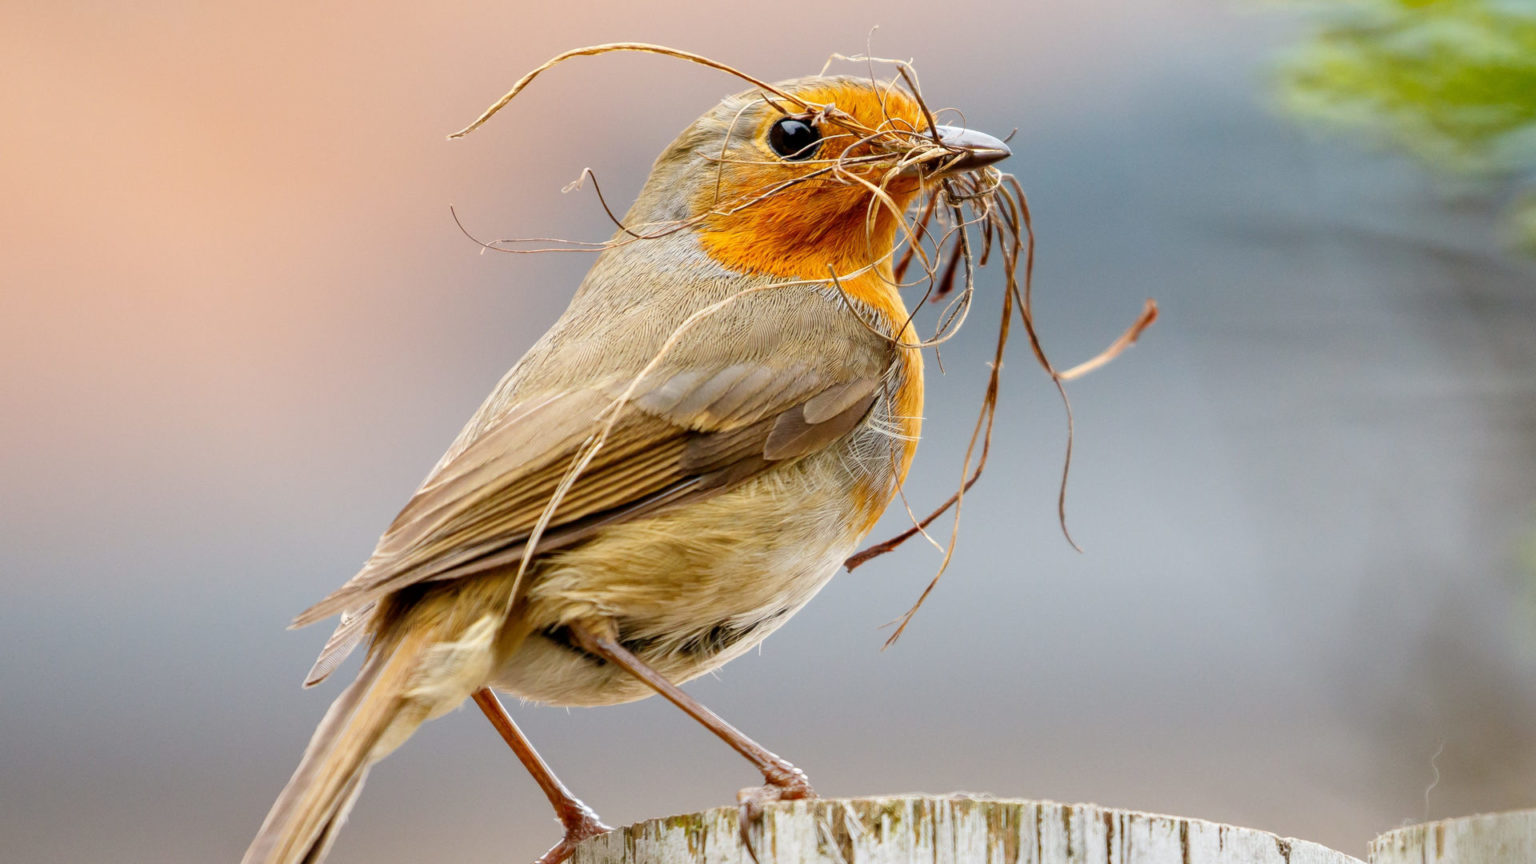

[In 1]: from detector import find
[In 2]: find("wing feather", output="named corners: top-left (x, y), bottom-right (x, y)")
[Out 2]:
top-left (292, 368), bottom-right (884, 636)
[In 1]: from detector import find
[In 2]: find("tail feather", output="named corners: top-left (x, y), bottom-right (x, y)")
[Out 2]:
top-left (243, 628), bottom-right (436, 864)
top-left (297, 769), bottom-right (367, 864)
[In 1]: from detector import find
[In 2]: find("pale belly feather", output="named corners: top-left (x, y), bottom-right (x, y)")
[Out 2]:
top-left (488, 428), bottom-right (899, 707)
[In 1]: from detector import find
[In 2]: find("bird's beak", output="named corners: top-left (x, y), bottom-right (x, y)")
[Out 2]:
top-left (929, 125), bottom-right (1011, 176)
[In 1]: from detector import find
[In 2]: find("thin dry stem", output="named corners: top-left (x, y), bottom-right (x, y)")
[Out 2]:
top-left (450, 43), bottom-right (810, 140)
top-left (1058, 299), bottom-right (1160, 381)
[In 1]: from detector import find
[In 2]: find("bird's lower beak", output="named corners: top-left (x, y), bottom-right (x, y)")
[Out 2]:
top-left (929, 125), bottom-right (1011, 176)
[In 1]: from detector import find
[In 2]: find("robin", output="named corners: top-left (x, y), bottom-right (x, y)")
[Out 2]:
top-left (243, 67), bottom-right (1010, 864)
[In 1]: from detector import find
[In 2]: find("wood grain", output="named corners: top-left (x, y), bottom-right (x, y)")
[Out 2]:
top-left (570, 795), bottom-right (1361, 864)
top-left (1370, 810), bottom-right (1536, 864)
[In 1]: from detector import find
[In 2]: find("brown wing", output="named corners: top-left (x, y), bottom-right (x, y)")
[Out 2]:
top-left (292, 364), bottom-right (882, 631)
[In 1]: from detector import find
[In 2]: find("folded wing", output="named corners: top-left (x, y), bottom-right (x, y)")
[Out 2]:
top-left (295, 360), bottom-right (885, 682)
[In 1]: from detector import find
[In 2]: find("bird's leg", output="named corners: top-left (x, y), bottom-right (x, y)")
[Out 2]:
top-left (472, 688), bottom-right (610, 864)
top-left (567, 622), bottom-right (815, 860)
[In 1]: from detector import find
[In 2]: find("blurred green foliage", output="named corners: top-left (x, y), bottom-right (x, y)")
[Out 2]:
top-left (1277, 0), bottom-right (1536, 251)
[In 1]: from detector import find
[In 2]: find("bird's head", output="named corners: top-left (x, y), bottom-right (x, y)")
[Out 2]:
top-left (626, 76), bottom-right (1011, 280)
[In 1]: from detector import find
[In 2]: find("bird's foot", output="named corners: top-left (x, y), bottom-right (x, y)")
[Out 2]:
top-left (736, 763), bottom-right (816, 864)
top-left (534, 800), bottom-right (611, 864)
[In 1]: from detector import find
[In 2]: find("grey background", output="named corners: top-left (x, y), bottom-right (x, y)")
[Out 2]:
top-left (3, 1), bottom-right (1534, 862)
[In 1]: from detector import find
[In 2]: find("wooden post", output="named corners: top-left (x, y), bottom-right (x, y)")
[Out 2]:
top-left (570, 795), bottom-right (1361, 864)
top-left (1370, 810), bottom-right (1536, 864)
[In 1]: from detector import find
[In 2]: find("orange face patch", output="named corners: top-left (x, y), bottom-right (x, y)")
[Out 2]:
top-left (692, 81), bottom-right (932, 283)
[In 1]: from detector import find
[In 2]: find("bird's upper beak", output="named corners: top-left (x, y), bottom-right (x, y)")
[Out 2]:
top-left (928, 125), bottom-right (1011, 176)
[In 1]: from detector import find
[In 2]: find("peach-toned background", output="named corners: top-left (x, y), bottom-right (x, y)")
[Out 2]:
top-left (4, 2), bottom-right (1535, 862)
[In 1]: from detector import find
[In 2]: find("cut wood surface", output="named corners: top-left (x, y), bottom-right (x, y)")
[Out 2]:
top-left (570, 795), bottom-right (1361, 864)
top-left (1370, 809), bottom-right (1536, 864)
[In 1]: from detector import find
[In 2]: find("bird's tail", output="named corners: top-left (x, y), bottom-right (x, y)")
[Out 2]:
top-left (243, 610), bottom-right (501, 864)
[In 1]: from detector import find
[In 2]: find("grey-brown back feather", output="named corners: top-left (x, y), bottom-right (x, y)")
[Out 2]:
top-left (303, 604), bottom-right (374, 688)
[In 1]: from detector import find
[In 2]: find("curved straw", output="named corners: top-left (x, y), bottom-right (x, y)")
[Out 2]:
top-left (449, 42), bottom-right (812, 139)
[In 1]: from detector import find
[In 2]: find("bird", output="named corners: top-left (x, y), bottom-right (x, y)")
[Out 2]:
top-left (243, 70), bottom-right (1011, 864)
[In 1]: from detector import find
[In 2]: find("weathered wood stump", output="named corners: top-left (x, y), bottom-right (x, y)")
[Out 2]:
top-left (570, 795), bottom-right (1360, 864)
top-left (1370, 809), bottom-right (1536, 864)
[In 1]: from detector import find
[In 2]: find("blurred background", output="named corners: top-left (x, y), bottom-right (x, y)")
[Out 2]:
top-left (3, 0), bottom-right (1534, 861)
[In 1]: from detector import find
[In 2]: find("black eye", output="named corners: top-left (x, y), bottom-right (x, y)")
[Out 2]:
top-left (767, 118), bottom-right (821, 161)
